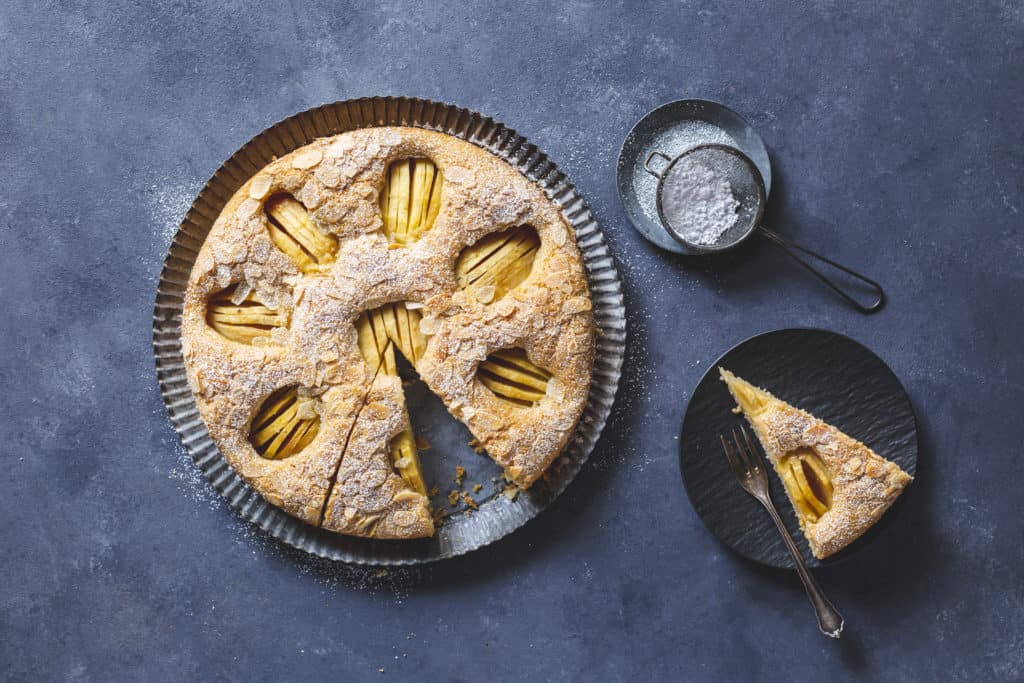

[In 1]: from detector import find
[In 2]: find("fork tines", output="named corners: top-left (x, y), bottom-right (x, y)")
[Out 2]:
top-left (720, 425), bottom-right (767, 493)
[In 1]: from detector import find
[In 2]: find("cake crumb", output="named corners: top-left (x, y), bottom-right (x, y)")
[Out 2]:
top-left (462, 493), bottom-right (478, 510)
top-left (502, 485), bottom-right (519, 501)
top-left (447, 490), bottom-right (460, 506)
top-left (454, 466), bottom-right (466, 485)
top-left (429, 485), bottom-right (439, 497)
top-left (472, 483), bottom-right (483, 493)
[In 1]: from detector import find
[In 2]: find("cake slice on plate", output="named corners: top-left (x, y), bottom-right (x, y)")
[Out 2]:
top-left (719, 368), bottom-right (912, 559)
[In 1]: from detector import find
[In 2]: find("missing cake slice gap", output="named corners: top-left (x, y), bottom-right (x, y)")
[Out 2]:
top-left (719, 367), bottom-right (912, 559)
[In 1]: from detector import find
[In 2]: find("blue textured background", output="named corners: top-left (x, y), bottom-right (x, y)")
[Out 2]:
top-left (2, 1), bottom-right (1022, 680)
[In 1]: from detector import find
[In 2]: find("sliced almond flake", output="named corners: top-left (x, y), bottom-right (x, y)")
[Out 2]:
top-left (404, 301), bottom-right (424, 310)
top-left (269, 326), bottom-right (289, 345)
top-left (292, 148), bottom-right (323, 170)
top-left (495, 300), bottom-right (516, 317)
top-left (215, 265), bottom-right (233, 288)
top-left (552, 228), bottom-right (568, 246)
top-left (236, 198), bottom-right (261, 218)
top-left (294, 398), bottom-right (318, 420)
top-left (392, 510), bottom-right (417, 527)
top-left (475, 283), bottom-right (497, 304)
top-left (419, 316), bottom-right (440, 336)
top-left (565, 296), bottom-right (592, 314)
top-left (248, 176), bottom-right (273, 200)
top-left (364, 468), bottom-right (388, 488)
top-left (392, 490), bottom-right (422, 503)
top-left (502, 485), bottom-right (519, 501)
top-left (229, 278), bottom-right (253, 305)
top-left (315, 164), bottom-right (344, 190)
top-left (546, 376), bottom-right (566, 402)
top-left (354, 182), bottom-right (376, 199)
top-left (326, 137), bottom-right (356, 158)
top-left (474, 410), bottom-right (502, 431)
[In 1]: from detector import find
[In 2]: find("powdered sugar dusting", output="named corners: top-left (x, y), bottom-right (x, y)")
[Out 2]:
top-left (660, 157), bottom-right (739, 246)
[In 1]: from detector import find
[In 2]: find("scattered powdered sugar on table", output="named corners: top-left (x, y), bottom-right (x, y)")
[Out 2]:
top-left (660, 156), bottom-right (739, 246)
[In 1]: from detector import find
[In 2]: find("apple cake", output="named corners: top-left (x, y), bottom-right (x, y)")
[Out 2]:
top-left (720, 368), bottom-right (912, 559)
top-left (180, 127), bottom-right (595, 540)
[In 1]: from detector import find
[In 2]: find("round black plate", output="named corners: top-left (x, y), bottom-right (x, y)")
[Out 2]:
top-left (679, 328), bottom-right (917, 569)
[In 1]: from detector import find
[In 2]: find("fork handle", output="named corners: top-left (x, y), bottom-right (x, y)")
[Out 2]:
top-left (758, 498), bottom-right (845, 638)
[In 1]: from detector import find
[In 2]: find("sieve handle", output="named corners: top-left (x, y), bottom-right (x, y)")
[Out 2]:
top-left (644, 151), bottom-right (673, 179)
top-left (758, 227), bottom-right (885, 313)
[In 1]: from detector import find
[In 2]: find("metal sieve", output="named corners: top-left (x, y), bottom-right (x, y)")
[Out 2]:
top-left (644, 143), bottom-right (885, 313)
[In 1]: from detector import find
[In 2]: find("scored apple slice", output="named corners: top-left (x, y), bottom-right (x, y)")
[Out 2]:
top-left (249, 386), bottom-right (320, 460)
top-left (381, 158), bottom-right (443, 244)
top-left (206, 284), bottom-right (289, 344)
top-left (264, 194), bottom-right (338, 272)
top-left (477, 348), bottom-right (551, 407)
top-left (389, 428), bottom-right (427, 496)
top-left (456, 225), bottom-right (540, 302)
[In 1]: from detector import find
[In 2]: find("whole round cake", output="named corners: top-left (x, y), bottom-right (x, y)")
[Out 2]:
top-left (181, 127), bottom-right (595, 540)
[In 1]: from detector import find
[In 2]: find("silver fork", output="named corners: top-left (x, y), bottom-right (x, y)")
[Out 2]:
top-left (721, 426), bottom-right (845, 638)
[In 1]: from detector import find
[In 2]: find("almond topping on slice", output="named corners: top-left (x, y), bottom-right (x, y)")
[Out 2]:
top-left (249, 176), bottom-right (273, 200)
top-left (292, 149), bottom-right (324, 170)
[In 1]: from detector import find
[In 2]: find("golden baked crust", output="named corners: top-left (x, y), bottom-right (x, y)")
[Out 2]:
top-left (180, 127), bottom-right (595, 539)
top-left (720, 368), bottom-right (912, 559)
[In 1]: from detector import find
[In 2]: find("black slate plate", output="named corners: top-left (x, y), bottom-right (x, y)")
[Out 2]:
top-left (679, 328), bottom-right (917, 569)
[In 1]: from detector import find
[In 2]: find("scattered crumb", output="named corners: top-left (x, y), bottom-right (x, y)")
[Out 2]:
top-left (415, 435), bottom-right (431, 450)
top-left (472, 483), bottom-right (482, 494)
top-left (462, 493), bottom-right (478, 510)
top-left (502, 485), bottom-right (519, 501)
top-left (429, 485), bottom-right (439, 497)
top-left (454, 466), bottom-right (466, 485)
top-left (447, 490), bottom-right (460, 506)
top-left (374, 568), bottom-right (389, 578)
